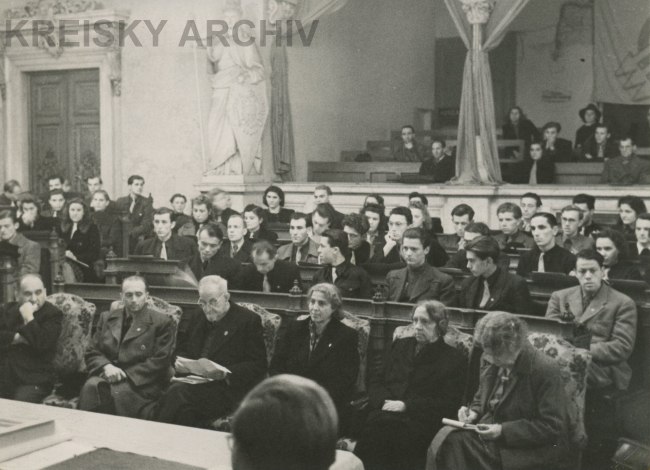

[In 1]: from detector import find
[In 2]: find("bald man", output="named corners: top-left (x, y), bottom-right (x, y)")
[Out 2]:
top-left (0, 275), bottom-right (63, 403)
top-left (79, 276), bottom-right (176, 419)
top-left (157, 276), bottom-right (267, 427)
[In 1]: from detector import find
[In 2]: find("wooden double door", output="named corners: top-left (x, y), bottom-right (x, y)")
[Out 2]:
top-left (29, 68), bottom-right (100, 194)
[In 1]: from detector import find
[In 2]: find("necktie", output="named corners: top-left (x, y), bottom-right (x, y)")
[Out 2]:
top-left (332, 268), bottom-right (338, 283)
top-left (350, 251), bottom-right (356, 265)
top-left (295, 246), bottom-right (302, 264)
top-left (529, 161), bottom-right (538, 184)
top-left (537, 252), bottom-right (545, 272)
top-left (263, 274), bottom-right (271, 293)
top-left (479, 279), bottom-right (491, 308)
top-left (563, 238), bottom-right (572, 251)
top-left (202, 258), bottom-right (209, 271)
top-left (160, 241), bottom-right (168, 260)
top-left (129, 197), bottom-right (136, 214)
top-left (70, 222), bottom-right (78, 239)
top-left (488, 368), bottom-right (510, 411)
top-left (231, 243), bottom-right (239, 258)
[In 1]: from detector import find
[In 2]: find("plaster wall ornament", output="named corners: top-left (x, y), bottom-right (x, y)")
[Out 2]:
top-left (459, 0), bottom-right (494, 25)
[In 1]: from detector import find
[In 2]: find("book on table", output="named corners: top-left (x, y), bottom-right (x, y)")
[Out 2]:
top-left (0, 418), bottom-right (71, 463)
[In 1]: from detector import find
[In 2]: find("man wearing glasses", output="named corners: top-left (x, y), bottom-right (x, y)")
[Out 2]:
top-left (157, 276), bottom-right (267, 427)
top-left (79, 276), bottom-right (176, 419)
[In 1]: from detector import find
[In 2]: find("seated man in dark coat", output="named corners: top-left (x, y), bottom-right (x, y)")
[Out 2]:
top-left (90, 190), bottom-right (123, 257)
top-left (386, 228), bottom-right (456, 305)
top-left (79, 276), bottom-right (176, 418)
top-left (355, 301), bottom-right (466, 470)
top-left (541, 121), bottom-right (573, 163)
top-left (580, 124), bottom-right (617, 161)
top-left (235, 240), bottom-right (302, 293)
top-left (114, 175), bottom-right (154, 252)
top-left (219, 213), bottom-right (253, 263)
top-left (276, 212), bottom-right (320, 264)
top-left (419, 139), bottom-right (456, 183)
top-left (517, 213), bottom-right (576, 278)
top-left (600, 136), bottom-right (650, 185)
top-left (313, 229), bottom-right (372, 299)
top-left (158, 275), bottom-right (267, 427)
top-left (17, 197), bottom-right (57, 232)
top-left (270, 283), bottom-right (359, 433)
top-left (0, 274), bottom-right (63, 403)
top-left (188, 223), bottom-right (241, 284)
top-left (1, 208), bottom-right (41, 276)
top-left (431, 312), bottom-right (571, 470)
top-left (460, 237), bottom-right (532, 314)
top-left (135, 207), bottom-right (197, 266)
top-left (342, 213), bottom-right (371, 266)
top-left (493, 203), bottom-right (535, 252)
top-left (573, 193), bottom-right (602, 237)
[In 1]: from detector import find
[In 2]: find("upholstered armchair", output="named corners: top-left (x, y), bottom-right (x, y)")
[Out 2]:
top-left (341, 311), bottom-right (371, 394)
top-left (392, 324), bottom-right (474, 358)
top-left (42, 293), bottom-right (96, 408)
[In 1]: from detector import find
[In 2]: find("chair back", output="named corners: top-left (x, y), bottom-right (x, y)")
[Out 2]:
top-left (528, 332), bottom-right (592, 449)
top-left (46, 293), bottom-right (96, 375)
top-left (341, 311), bottom-right (370, 393)
top-left (393, 324), bottom-right (474, 358)
top-left (238, 302), bottom-right (282, 366)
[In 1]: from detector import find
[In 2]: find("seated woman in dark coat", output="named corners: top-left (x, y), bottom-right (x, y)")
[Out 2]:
top-left (261, 185), bottom-right (294, 224)
top-left (516, 141), bottom-right (555, 184)
top-left (354, 301), bottom-right (466, 470)
top-left (244, 204), bottom-right (278, 243)
top-left (361, 203), bottom-right (386, 259)
top-left (60, 198), bottom-right (101, 282)
top-left (594, 229), bottom-right (643, 281)
top-left (270, 283), bottom-right (359, 433)
top-left (90, 190), bottom-right (122, 258)
top-left (502, 106), bottom-right (540, 159)
top-left (615, 195), bottom-right (647, 241)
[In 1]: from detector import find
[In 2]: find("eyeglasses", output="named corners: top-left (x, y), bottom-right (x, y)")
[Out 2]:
top-left (197, 293), bottom-right (226, 309)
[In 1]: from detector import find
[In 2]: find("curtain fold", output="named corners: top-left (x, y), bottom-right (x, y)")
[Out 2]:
top-left (270, 0), bottom-right (348, 181)
top-left (444, 0), bottom-right (531, 184)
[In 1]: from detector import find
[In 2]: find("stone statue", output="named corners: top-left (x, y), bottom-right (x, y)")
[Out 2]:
top-left (205, 2), bottom-right (268, 176)
top-left (459, 0), bottom-right (494, 24)
top-left (268, 0), bottom-right (299, 23)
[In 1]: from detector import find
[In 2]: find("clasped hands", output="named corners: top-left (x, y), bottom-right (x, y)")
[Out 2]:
top-left (458, 406), bottom-right (502, 440)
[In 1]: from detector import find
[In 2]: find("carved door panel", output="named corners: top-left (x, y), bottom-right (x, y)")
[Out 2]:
top-left (29, 69), bottom-right (100, 194)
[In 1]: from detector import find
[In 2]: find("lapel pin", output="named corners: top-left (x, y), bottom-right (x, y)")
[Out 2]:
top-left (137, 328), bottom-right (141, 332)
top-left (224, 331), bottom-right (229, 336)
top-left (328, 343), bottom-right (332, 348)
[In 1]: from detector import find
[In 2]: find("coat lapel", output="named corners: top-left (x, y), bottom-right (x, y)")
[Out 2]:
top-left (391, 269), bottom-right (408, 299)
top-left (308, 320), bottom-right (337, 366)
top-left (567, 287), bottom-right (584, 321)
top-left (206, 306), bottom-right (242, 356)
top-left (409, 269), bottom-right (432, 301)
top-left (467, 277), bottom-right (480, 308)
top-left (106, 309), bottom-right (124, 343)
top-left (485, 269), bottom-right (507, 309)
top-left (577, 284), bottom-right (609, 325)
top-left (122, 307), bottom-right (154, 343)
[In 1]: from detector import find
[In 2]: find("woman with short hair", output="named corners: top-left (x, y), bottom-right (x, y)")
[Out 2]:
top-left (433, 311), bottom-right (571, 470)
top-left (354, 300), bottom-right (466, 470)
top-left (616, 195), bottom-right (647, 240)
top-left (594, 229), bottom-right (643, 281)
top-left (60, 198), bottom-right (101, 282)
top-left (262, 185), bottom-right (294, 224)
top-left (243, 204), bottom-right (278, 243)
top-left (270, 283), bottom-right (359, 433)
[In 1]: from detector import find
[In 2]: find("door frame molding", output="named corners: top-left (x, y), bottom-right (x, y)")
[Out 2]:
top-left (0, 9), bottom-right (130, 197)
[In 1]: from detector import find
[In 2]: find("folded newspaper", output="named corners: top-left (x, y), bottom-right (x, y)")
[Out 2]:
top-left (171, 357), bottom-right (231, 384)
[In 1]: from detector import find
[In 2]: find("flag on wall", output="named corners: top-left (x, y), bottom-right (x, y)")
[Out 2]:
top-left (594, 0), bottom-right (650, 105)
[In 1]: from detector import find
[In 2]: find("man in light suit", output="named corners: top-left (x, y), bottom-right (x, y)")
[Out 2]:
top-left (386, 228), bottom-right (455, 305)
top-left (79, 276), bottom-right (176, 419)
top-left (277, 212), bottom-right (320, 264)
top-left (0, 208), bottom-right (41, 276)
top-left (546, 249), bottom-right (637, 467)
top-left (546, 249), bottom-right (637, 392)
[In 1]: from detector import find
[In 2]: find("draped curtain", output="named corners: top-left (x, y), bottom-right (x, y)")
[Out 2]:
top-left (271, 0), bottom-right (348, 181)
top-left (444, 0), bottom-right (531, 184)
